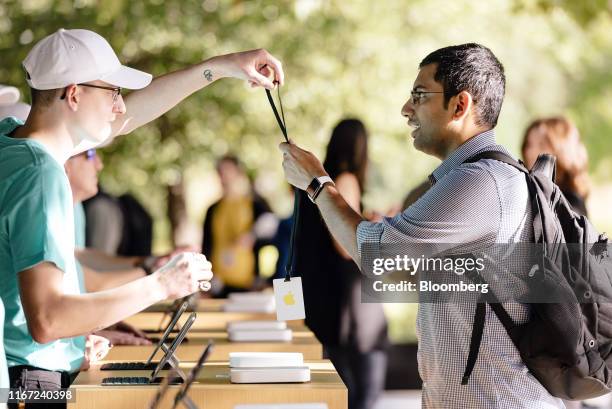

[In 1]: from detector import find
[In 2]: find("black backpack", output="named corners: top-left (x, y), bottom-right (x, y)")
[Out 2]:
top-left (460, 150), bottom-right (611, 400)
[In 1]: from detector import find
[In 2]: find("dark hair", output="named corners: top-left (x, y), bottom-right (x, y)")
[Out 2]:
top-left (30, 88), bottom-right (61, 108)
top-left (323, 118), bottom-right (368, 192)
top-left (419, 43), bottom-right (505, 128)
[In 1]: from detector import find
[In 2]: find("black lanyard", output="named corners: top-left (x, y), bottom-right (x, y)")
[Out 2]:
top-left (265, 86), bottom-right (299, 282)
top-left (265, 87), bottom-right (288, 143)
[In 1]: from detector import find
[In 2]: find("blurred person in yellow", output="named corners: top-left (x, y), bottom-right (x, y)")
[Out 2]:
top-left (202, 155), bottom-right (278, 295)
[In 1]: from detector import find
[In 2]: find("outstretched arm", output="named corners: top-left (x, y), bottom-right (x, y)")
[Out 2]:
top-left (20, 253), bottom-right (212, 344)
top-left (110, 49), bottom-right (284, 137)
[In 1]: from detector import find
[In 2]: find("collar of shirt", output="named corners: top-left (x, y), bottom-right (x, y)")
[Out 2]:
top-left (428, 129), bottom-right (499, 185)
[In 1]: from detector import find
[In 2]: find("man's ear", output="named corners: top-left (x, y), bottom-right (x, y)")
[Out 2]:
top-left (65, 84), bottom-right (80, 112)
top-left (452, 90), bottom-right (472, 121)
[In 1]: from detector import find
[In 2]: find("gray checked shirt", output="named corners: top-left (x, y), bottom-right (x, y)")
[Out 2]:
top-left (357, 130), bottom-right (565, 408)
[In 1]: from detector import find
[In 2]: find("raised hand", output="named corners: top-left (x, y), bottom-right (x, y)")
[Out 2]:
top-left (279, 142), bottom-right (329, 190)
top-left (153, 252), bottom-right (213, 300)
top-left (214, 48), bottom-right (284, 89)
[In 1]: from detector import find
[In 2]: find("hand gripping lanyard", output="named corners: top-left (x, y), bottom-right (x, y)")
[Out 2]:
top-left (265, 85), bottom-right (299, 282)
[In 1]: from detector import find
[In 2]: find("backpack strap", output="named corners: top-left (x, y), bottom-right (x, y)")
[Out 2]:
top-left (462, 267), bottom-right (518, 386)
top-left (459, 151), bottom-right (532, 386)
top-left (463, 150), bottom-right (529, 173)
top-left (462, 301), bottom-right (517, 385)
top-left (462, 302), bottom-right (486, 385)
top-left (464, 150), bottom-right (546, 244)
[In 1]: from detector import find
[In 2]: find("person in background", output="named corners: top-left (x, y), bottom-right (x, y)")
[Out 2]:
top-left (0, 85), bottom-right (30, 121)
top-left (82, 189), bottom-right (126, 254)
top-left (65, 148), bottom-right (153, 346)
top-left (0, 85), bottom-right (20, 107)
top-left (202, 155), bottom-right (278, 296)
top-left (83, 188), bottom-right (154, 257)
top-left (522, 116), bottom-right (591, 216)
top-left (294, 119), bottom-right (388, 409)
top-left (523, 118), bottom-right (594, 409)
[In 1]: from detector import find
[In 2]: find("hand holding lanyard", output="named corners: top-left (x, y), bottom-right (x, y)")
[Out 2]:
top-left (265, 81), bottom-right (307, 321)
top-left (265, 84), bottom-right (299, 282)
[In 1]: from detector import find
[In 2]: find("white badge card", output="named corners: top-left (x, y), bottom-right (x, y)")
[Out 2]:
top-left (273, 277), bottom-right (306, 321)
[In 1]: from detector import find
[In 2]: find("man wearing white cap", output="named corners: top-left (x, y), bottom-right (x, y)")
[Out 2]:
top-left (0, 85), bottom-right (30, 121)
top-left (0, 85), bottom-right (29, 409)
top-left (0, 28), bottom-right (282, 406)
top-left (0, 85), bottom-right (20, 105)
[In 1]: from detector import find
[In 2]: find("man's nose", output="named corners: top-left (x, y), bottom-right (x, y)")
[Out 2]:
top-left (401, 100), bottom-right (415, 118)
top-left (113, 95), bottom-right (126, 115)
top-left (94, 155), bottom-right (104, 171)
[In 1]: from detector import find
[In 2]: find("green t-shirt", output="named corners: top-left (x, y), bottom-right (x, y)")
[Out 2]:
top-left (0, 299), bottom-right (9, 389)
top-left (74, 202), bottom-right (86, 250)
top-left (74, 202), bottom-right (87, 293)
top-left (0, 117), bottom-right (85, 372)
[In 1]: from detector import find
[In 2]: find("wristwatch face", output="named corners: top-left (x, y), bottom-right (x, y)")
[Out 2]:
top-left (306, 177), bottom-right (321, 200)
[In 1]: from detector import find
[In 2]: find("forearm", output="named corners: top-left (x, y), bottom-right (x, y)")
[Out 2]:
top-left (316, 185), bottom-right (365, 266)
top-left (32, 274), bottom-right (165, 342)
top-left (113, 56), bottom-right (226, 137)
top-left (83, 265), bottom-right (146, 292)
top-left (76, 248), bottom-right (141, 271)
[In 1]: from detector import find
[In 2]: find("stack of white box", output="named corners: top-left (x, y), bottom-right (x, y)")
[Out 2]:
top-left (227, 320), bottom-right (293, 342)
top-left (223, 292), bottom-right (276, 313)
top-left (229, 352), bottom-right (310, 384)
top-left (234, 405), bottom-right (328, 409)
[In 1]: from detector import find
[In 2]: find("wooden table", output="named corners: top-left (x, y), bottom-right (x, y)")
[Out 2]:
top-left (104, 329), bottom-right (322, 361)
top-left (68, 360), bottom-right (347, 409)
top-left (125, 310), bottom-right (304, 331)
top-left (145, 298), bottom-right (227, 313)
top-left (125, 311), bottom-right (275, 331)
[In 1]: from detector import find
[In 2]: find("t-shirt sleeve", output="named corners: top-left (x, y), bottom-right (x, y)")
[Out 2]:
top-left (8, 161), bottom-right (73, 275)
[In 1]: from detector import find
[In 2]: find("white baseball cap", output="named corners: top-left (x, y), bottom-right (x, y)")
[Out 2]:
top-left (0, 85), bottom-right (20, 105)
top-left (0, 102), bottom-right (31, 122)
top-left (23, 28), bottom-right (152, 90)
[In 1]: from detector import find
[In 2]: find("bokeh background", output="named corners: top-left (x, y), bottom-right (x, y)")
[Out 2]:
top-left (1, 0), bottom-right (611, 344)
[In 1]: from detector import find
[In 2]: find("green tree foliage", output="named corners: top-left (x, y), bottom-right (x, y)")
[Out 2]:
top-left (1, 0), bottom-right (611, 253)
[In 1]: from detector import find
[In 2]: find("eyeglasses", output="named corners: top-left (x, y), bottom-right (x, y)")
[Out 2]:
top-left (60, 83), bottom-right (122, 104)
top-left (84, 149), bottom-right (96, 161)
top-left (410, 90), bottom-right (444, 105)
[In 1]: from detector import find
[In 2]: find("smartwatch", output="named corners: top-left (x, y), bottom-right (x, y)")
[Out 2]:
top-left (306, 176), bottom-right (335, 203)
top-left (135, 255), bottom-right (157, 276)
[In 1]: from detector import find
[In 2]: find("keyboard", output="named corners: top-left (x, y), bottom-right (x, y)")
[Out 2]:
top-left (101, 376), bottom-right (183, 385)
top-left (102, 376), bottom-right (150, 385)
top-left (100, 362), bottom-right (171, 371)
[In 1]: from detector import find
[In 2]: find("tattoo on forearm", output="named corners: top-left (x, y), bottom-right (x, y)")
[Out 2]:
top-left (203, 69), bottom-right (213, 82)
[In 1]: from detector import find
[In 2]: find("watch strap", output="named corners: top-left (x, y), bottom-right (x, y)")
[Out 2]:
top-left (307, 176), bottom-right (334, 203)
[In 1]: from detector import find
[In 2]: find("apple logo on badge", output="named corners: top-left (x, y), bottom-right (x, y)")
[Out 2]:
top-left (283, 291), bottom-right (295, 306)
